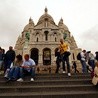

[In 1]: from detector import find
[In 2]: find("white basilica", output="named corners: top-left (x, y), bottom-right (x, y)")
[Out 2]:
top-left (15, 8), bottom-right (81, 66)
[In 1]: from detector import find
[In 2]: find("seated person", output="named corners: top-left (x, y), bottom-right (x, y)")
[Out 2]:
top-left (17, 54), bottom-right (36, 82)
top-left (7, 54), bottom-right (23, 81)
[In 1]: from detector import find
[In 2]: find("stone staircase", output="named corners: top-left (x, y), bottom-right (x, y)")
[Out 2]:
top-left (0, 73), bottom-right (98, 98)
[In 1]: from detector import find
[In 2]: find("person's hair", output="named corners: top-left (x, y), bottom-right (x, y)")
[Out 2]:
top-left (87, 51), bottom-right (91, 53)
top-left (60, 39), bottom-right (64, 42)
top-left (9, 46), bottom-right (13, 50)
top-left (95, 51), bottom-right (98, 54)
top-left (16, 54), bottom-right (22, 61)
top-left (0, 48), bottom-right (5, 53)
top-left (55, 48), bottom-right (59, 52)
top-left (24, 54), bottom-right (29, 58)
top-left (83, 50), bottom-right (86, 53)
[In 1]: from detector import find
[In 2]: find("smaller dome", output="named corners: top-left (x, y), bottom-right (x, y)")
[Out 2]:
top-left (24, 18), bottom-right (34, 31)
top-left (29, 17), bottom-right (34, 25)
top-left (58, 18), bottom-right (69, 31)
top-left (24, 24), bottom-right (30, 31)
top-left (62, 24), bottom-right (69, 31)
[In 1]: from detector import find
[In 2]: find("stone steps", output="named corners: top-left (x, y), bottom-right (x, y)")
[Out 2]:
top-left (0, 91), bottom-right (98, 98)
top-left (0, 76), bottom-right (91, 81)
top-left (0, 74), bottom-right (92, 86)
top-left (0, 73), bottom-right (98, 98)
top-left (0, 79), bottom-right (91, 86)
top-left (0, 85), bottom-right (97, 93)
top-left (0, 73), bottom-right (91, 81)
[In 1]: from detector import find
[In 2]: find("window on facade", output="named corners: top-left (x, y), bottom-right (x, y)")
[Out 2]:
top-left (55, 37), bottom-right (57, 42)
top-left (36, 37), bottom-right (38, 42)
top-left (36, 32), bottom-right (39, 35)
top-left (54, 32), bottom-right (57, 34)
top-left (73, 53), bottom-right (75, 60)
top-left (44, 31), bottom-right (49, 41)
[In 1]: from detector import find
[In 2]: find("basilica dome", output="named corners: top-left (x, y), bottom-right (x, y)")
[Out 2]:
top-left (37, 8), bottom-right (55, 25)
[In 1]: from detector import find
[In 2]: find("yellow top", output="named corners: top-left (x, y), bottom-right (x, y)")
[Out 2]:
top-left (60, 42), bottom-right (68, 54)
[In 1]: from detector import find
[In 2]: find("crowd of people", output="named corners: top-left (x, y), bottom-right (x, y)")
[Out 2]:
top-left (0, 46), bottom-right (36, 82)
top-left (54, 39), bottom-right (98, 86)
top-left (0, 39), bottom-right (98, 86)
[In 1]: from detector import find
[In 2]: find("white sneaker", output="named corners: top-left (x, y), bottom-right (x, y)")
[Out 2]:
top-left (4, 74), bottom-right (8, 78)
top-left (17, 78), bottom-right (23, 82)
top-left (63, 71), bottom-right (66, 73)
top-left (31, 78), bottom-right (34, 82)
top-left (68, 73), bottom-right (71, 77)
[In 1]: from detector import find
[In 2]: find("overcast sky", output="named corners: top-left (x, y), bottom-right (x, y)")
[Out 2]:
top-left (0, 0), bottom-right (98, 53)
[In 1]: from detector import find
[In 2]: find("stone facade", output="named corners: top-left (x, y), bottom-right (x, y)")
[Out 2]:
top-left (15, 8), bottom-right (81, 66)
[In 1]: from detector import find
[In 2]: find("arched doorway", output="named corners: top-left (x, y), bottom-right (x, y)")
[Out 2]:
top-left (43, 48), bottom-right (51, 65)
top-left (30, 48), bottom-right (39, 65)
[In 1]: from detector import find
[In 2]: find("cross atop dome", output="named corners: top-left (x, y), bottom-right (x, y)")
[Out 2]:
top-left (29, 17), bottom-right (34, 25)
top-left (45, 7), bottom-right (48, 14)
top-left (60, 17), bottom-right (63, 23)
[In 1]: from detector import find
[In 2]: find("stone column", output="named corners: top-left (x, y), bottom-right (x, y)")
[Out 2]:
top-left (51, 46), bottom-right (56, 66)
top-left (38, 49), bottom-right (43, 66)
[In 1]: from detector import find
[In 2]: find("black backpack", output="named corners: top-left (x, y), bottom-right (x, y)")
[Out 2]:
top-left (77, 53), bottom-right (81, 60)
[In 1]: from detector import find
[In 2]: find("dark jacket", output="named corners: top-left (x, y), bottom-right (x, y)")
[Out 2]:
top-left (55, 51), bottom-right (61, 61)
top-left (0, 52), bottom-right (3, 60)
top-left (5, 50), bottom-right (15, 61)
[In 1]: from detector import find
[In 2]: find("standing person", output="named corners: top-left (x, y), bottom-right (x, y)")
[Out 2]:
top-left (80, 50), bottom-right (87, 73)
top-left (87, 51), bottom-right (95, 71)
top-left (72, 61), bottom-right (79, 73)
top-left (17, 54), bottom-right (36, 82)
top-left (55, 47), bottom-right (61, 73)
top-left (59, 39), bottom-right (71, 76)
top-left (4, 46), bottom-right (16, 74)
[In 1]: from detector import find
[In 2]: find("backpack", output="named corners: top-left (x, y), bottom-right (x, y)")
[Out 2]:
top-left (77, 53), bottom-right (81, 60)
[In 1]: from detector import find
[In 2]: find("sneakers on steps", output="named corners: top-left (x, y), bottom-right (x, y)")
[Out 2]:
top-left (62, 71), bottom-right (66, 73)
top-left (17, 78), bottom-right (23, 82)
top-left (31, 78), bottom-right (34, 82)
top-left (68, 73), bottom-right (71, 77)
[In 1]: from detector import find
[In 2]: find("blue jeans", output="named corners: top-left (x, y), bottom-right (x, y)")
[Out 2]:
top-left (55, 59), bottom-right (61, 73)
top-left (4, 60), bottom-right (12, 73)
top-left (89, 60), bottom-right (95, 71)
top-left (61, 54), bottom-right (70, 73)
top-left (19, 67), bottom-right (35, 78)
top-left (80, 60), bottom-right (87, 73)
top-left (8, 66), bottom-right (20, 79)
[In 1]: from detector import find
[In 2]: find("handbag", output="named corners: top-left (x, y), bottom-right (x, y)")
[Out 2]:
top-left (92, 76), bottom-right (98, 85)
top-left (64, 51), bottom-right (71, 57)
top-left (63, 51), bottom-right (71, 60)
